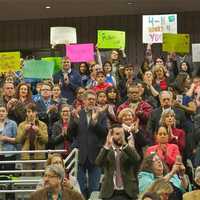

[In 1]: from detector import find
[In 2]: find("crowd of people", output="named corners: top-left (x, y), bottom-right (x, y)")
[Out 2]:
top-left (0, 44), bottom-right (200, 200)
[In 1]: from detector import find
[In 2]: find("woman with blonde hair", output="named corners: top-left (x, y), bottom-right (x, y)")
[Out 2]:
top-left (140, 178), bottom-right (173, 200)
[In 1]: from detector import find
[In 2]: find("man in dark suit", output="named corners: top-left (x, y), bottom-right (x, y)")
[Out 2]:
top-left (147, 90), bottom-right (188, 138)
top-left (67, 90), bottom-right (107, 199)
top-left (53, 57), bottom-right (82, 104)
top-left (95, 124), bottom-right (140, 200)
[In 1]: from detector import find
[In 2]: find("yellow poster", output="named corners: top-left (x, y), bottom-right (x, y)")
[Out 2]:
top-left (162, 33), bottom-right (190, 53)
top-left (0, 52), bottom-right (21, 72)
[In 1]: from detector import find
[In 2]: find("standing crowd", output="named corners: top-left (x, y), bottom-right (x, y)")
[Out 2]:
top-left (0, 44), bottom-right (200, 200)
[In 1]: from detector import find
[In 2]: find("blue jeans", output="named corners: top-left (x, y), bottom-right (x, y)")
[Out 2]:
top-left (77, 159), bottom-right (101, 198)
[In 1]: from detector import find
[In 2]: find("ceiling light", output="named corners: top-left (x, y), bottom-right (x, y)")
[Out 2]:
top-left (45, 5), bottom-right (51, 9)
top-left (127, 2), bottom-right (135, 5)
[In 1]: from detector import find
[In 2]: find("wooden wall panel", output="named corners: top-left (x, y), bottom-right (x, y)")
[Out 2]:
top-left (0, 12), bottom-right (200, 64)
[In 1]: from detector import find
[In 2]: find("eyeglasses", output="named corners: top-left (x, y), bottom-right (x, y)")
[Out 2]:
top-left (41, 88), bottom-right (51, 91)
top-left (43, 174), bottom-right (58, 178)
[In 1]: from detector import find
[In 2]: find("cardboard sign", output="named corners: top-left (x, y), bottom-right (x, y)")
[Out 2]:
top-left (162, 33), bottom-right (190, 53)
top-left (192, 44), bottom-right (200, 62)
top-left (97, 30), bottom-right (125, 49)
top-left (66, 43), bottom-right (94, 62)
top-left (50, 27), bottom-right (77, 46)
top-left (143, 14), bottom-right (177, 43)
top-left (23, 60), bottom-right (54, 79)
top-left (0, 52), bottom-right (20, 72)
top-left (42, 57), bottom-right (62, 73)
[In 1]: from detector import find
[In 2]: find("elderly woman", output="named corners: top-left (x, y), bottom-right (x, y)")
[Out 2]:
top-left (159, 109), bottom-right (185, 154)
top-left (138, 154), bottom-right (190, 200)
top-left (31, 164), bottom-right (84, 200)
top-left (117, 108), bottom-right (148, 159)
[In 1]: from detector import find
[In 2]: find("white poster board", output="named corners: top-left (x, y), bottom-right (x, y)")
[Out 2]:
top-left (192, 44), bottom-right (200, 62)
top-left (50, 27), bottom-right (77, 46)
top-left (143, 14), bottom-right (177, 44)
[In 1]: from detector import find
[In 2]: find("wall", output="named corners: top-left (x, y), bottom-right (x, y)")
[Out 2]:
top-left (0, 12), bottom-right (200, 65)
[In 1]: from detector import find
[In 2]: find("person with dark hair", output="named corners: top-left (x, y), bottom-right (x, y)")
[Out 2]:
top-left (118, 64), bottom-right (138, 100)
top-left (67, 89), bottom-right (107, 199)
top-left (0, 104), bottom-right (17, 172)
top-left (72, 87), bottom-right (86, 111)
top-left (145, 126), bottom-right (180, 168)
top-left (15, 82), bottom-right (32, 105)
top-left (51, 104), bottom-right (71, 156)
top-left (16, 102), bottom-right (48, 175)
top-left (79, 62), bottom-right (90, 87)
top-left (103, 61), bottom-right (116, 86)
top-left (53, 57), bottom-right (82, 104)
top-left (92, 71), bottom-right (112, 92)
top-left (96, 123), bottom-right (140, 200)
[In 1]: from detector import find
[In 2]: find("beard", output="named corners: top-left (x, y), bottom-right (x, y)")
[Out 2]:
top-left (113, 138), bottom-right (123, 147)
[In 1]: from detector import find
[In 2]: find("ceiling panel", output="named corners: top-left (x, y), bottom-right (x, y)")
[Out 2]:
top-left (0, 0), bottom-right (199, 21)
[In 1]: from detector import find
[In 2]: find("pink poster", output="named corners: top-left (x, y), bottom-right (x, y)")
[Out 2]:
top-left (66, 43), bottom-right (94, 62)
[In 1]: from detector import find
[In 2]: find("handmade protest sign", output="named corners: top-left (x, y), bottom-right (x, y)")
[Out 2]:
top-left (66, 43), bottom-right (94, 62)
top-left (0, 52), bottom-right (20, 72)
top-left (50, 27), bottom-right (77, 46)
top-left (97, 30), bottom-right (125, 49)
top-left (42, 57), bottom-right (62, 73)
top-left (143, 14), bottom-right (177, 43)
top-left (162, 33), bottom-right (190, 53)
top-left (192, 44), bottom-right (200, 62)
top-left (23, 60), bottom-right (54, 79)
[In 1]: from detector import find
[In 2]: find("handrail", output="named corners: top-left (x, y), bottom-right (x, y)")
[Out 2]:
top-left (0, 160), bottom-right (46, 164)
top-left (0, 170), bottom-right (44, 174)
top-left (0, 190), bottom-right (36, 193)
top-left (0, 149), bottom-right (66, 154)
top-left (0, 180), bottom-right (41, 184)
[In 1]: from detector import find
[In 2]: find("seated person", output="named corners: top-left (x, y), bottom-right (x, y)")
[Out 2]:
top-left (138, 154), bottom-right (190, 200)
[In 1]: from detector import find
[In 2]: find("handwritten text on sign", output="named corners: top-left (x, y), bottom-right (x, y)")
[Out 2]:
top-left (97, 30), bottom-right (125, 49)
top-left (0, 52), bottom-right (20, 72)
top-left (66, 43), bottom-right (94, 62)
top-left (143, 14), bottom-right (177, 44)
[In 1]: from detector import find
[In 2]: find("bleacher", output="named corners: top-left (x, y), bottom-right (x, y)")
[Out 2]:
top-left (0, 148), bottom-right (79, 200)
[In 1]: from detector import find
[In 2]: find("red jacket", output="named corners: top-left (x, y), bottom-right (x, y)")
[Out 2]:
top-left (169, 127), bottom-right (186, 154)
top-left (117, 100), bottom-right (153, 125)
top-left (92, 82), bottom-right (112, 92)
top-left (146, 143), bottom-right (180, 168)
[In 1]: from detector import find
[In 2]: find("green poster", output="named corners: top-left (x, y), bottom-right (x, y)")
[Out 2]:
top-left (162, 33), bottom-right (190, 53)
top-left (97, 30), bottom-right (125, 49)
top-left (23, 60), bottom-right (55, 79)
top-left (42, 57), bottom-right (62, 73)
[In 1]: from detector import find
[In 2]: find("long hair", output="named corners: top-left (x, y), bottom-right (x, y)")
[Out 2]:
top-left (16, 82), bottom-right (32, 102)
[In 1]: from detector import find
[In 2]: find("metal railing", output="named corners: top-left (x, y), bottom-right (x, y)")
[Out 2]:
top-left (0, 148), bottom-right (79, 199)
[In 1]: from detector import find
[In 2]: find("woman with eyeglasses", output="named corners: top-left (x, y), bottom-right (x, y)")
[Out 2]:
top-left (138, 154), bottom-right (190, 200)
